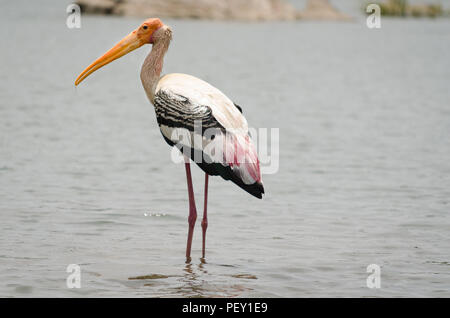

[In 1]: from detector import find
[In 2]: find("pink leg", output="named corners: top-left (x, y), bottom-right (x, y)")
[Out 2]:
top-left (201, 173), bottom-right (209, 259)
top-left (184, 157), bottom-right (197, 263)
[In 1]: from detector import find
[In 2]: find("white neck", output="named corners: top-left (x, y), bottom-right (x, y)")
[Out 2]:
top-left (140, 28), bottom-right (171, 104)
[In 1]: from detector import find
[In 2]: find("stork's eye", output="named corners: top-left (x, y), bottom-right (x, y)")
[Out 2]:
top-left (143, 25), bottom-right (148, 30)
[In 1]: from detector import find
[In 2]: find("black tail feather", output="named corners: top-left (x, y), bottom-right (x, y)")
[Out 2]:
top-left (198, 160), bottom-right (264, 199)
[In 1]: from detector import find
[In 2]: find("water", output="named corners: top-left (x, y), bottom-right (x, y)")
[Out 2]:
top-left (0, 1), bottom-right (449, 297)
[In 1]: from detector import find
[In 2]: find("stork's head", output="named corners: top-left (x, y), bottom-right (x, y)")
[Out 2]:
top-left (75, 18), bottom-right (166, 86)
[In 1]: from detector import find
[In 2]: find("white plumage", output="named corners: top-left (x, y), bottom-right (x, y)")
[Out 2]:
top-left (156, 73), bottom-right (248, 133)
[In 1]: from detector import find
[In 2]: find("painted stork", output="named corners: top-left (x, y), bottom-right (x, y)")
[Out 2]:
top-left (75, 18), bottom-right (264, 262)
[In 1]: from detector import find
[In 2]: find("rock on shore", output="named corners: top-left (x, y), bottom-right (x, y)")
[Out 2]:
top-left (297, 0), bottom-right (352, 21)
top-left (76, 0), bottom-right (297, 21)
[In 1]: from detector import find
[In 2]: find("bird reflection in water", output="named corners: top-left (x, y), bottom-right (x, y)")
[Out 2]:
top-left (128, 261), bottom-right (254, 297)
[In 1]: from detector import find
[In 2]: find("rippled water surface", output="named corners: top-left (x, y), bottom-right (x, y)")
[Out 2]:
top-left (1, 1), bottom-right (449, 297)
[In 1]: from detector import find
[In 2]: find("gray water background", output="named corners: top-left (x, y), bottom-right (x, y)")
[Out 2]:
top-left (0, 0), bottom-right (449, 297)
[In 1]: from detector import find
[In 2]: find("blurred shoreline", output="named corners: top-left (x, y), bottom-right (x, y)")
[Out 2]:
top-left (76, 0), bottom-right (352, 21)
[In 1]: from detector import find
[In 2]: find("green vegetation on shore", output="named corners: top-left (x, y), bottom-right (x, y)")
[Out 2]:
top-left (368, 0), bottom-right (445, 18)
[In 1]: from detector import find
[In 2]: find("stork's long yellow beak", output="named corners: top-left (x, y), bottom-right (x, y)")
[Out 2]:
top-left (75, 30), bottom-right (144, 86)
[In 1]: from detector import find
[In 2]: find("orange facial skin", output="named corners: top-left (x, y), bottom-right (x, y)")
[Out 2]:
top-left (75, 18), bottom-right (164, 86)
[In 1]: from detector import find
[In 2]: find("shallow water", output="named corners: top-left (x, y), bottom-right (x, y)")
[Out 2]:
top-left (0, 1), bottom-right (449, 297)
